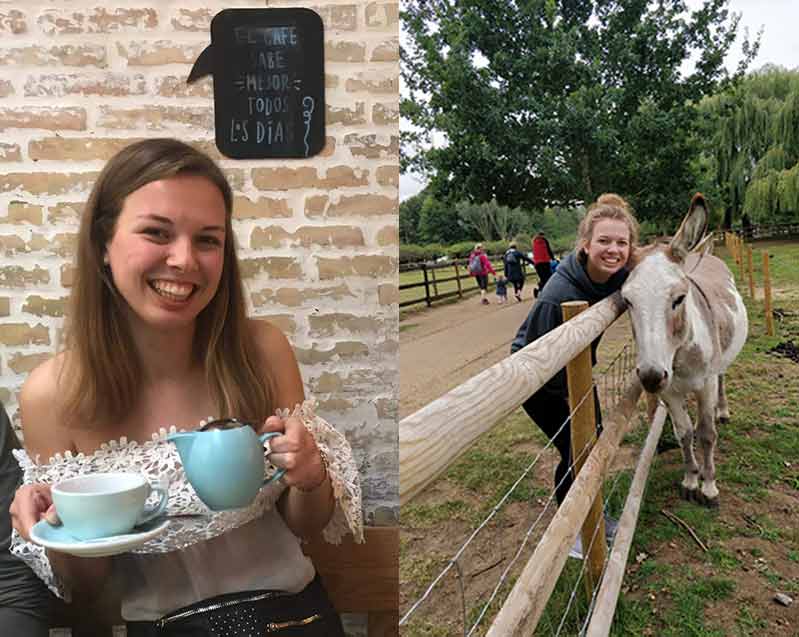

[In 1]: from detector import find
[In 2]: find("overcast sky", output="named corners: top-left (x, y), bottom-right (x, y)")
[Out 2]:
top-left (399, 0), bottom-right (799, 201)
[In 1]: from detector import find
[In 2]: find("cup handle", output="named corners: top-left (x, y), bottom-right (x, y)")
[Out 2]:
top-left (137, 481), bottom-right (169, 525)
top-left (258, 432), bottom-right (286, 486)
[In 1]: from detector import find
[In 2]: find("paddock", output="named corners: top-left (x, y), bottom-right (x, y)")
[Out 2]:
top-left (399, 238), bottom-right (799, 636)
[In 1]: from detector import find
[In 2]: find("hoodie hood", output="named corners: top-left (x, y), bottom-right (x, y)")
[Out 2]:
top-left (540, 251), bottom-right (628, 305)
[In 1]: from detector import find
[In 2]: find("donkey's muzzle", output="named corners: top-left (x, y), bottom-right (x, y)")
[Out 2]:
top-left (637, 366), bottom-right (668, 393)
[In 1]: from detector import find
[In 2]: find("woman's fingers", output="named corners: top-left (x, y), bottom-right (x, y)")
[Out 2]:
top-left (10, 483), bottom-right (52, 541)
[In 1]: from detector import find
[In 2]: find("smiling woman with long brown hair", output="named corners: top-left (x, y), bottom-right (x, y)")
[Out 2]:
top-left (9, 138), bottom-right (363, 636)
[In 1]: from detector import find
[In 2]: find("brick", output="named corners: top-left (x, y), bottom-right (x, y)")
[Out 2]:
top-left (97, 106), bottom-right (213, 130)
top-left (60, 264), bottom-right (74, 287)
top-left (344, 134), bottom-right (398, 159)
top-left (251, 283), bottom-right (354, 308)
top-left (315, 5), bottom-right (357, 30)
top-left (0, 323), bottom-right (49, 346)
top-left (294, 341), bottom-right (369, 365)
top-left (38, 8), bottom-right (157, 34)
top-left (366, 3), bottom-right (399, 28)
top-left (373, 102), bottom-right (399, 126)
top-left (6, 202), bottom-right (42, 224)
top-left (0, 142), bottom-right (20, 161)
top-left (308, 194), bottom-right (397, 218)
top-left (315, 397), bottom-right (354, 412)
top-left (294, 226), bottom-right (365, 248)
top-left (326, 103), bottom-right (366, 126)
top-left (309, 313), bottom-right (384, 337)
top-left (371, 38), bottom-right (399, 62)
top-left (304, 195), bottom-right (328, 217)
top-left (0, 297), bottom-right (9, 316)
top-left (0, 234), bottom-right (25, 255)
top-left (252, 167), bottom-right (318, 191)
top-left (376, 225), bottom-right (398, 246)
top-left (309, 372), bottom-right (344, 393)
top-left (374, 397), bottom-right (397, 419)
top-left (0, 107), bottom-right (86, 131)
top-left (171, 8), bottom-right (211, 31)
top-left (378, 283), bottom-right (398, 305)
top-left (317, 256), bottom-right (396, 280)
top-left (239, 257), bottom-right (301, 280)
top-left (155, 76), bottom-right (213, 98)
top-left (321, 166), bottom-right (369, 188)
top-left (23, 295), bottom-right (67, 317)
top-left (376, 165), bottom-right (399, 187)
top-left (27, 233), bottom-right (77, 258)
top-left (118, 41), bottom-right (206, 66)
top-left (29, 137), bottom-right (148, 162)
top-left (255, 314), bottom-right (296, 335)
top-left (345, 72), bottom-right (398, 94)
top-left (24, 73), bottom-right (146, 98)
top-left (0, 45), bottom-right (106, 67)
top-left (326, 41), bottom-right (366, 63)
top-left (319, 137), bottom-right (336, 157)
top-left (0, 79), bottom-right (13, 97)
top-left (233, 196), bottom-right (292, 220)
top-left (0, 9), bottom-right (26, 33)
top-left (48, 202), bottom-right (83, 224)
top-left (8, 352), bottom-right (51, 374)
top-left (0, 172), bottom-right (98, 196)
top-left (250, 226), bottom-right (291, 249)
top-left (326, 74), bottom-right (339, 89)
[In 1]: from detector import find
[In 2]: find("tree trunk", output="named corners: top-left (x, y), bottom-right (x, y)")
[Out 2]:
top-left (581, 154), bottom-right (593, 204)
top-left (723, 205), bottom-right (733, 229)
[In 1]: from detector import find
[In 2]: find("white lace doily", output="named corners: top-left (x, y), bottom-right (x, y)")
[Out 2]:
top-left (11, 400), bottom-right (364, 598)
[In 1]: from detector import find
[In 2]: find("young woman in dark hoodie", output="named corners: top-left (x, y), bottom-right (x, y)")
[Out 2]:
top-left (510, 194), bottom-right (638, 554)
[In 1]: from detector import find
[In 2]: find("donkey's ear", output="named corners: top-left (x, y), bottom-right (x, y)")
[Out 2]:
top-left (669, 193), bottom-right (709, 262)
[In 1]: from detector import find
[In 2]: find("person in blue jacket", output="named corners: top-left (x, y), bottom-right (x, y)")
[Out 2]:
top-left (510, 194), bottom-right (639, 556)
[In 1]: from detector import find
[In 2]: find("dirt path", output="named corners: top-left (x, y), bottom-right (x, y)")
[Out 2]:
top-left (399, 293), bottom-right (633, 419)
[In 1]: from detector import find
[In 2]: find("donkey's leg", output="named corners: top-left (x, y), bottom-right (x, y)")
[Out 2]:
top-left (716, 373), bottom-right (730, 424)
top-left (662, 394), bottom-right (700, 501)
top-left (696, 377), bottom-right (720, 508)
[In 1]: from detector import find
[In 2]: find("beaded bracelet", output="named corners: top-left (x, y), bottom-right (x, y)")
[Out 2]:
top-left (295, 448), bottom-right (329, 493)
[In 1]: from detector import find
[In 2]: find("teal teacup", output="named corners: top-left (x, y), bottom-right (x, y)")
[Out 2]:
top-left (51, 472), bottom-right (168, 541)
top-left (167, 423), bottom-right (284, 510)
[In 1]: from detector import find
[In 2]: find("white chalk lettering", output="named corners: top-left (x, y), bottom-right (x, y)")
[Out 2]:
top-left (243, 73), bottom-right (291, 93)
top-left (237, 26), bottom-right (298, 47)
top-left (247, 96), bottom-right (289, 116)
top-left (229, 119), bottom-right (249, 143)
top-left (256, 120), bottom-right (285, 145)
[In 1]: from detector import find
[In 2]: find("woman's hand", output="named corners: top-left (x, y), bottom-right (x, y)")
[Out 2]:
top-left (10, 483), bottom-right (58, 542)
top-left (261, 415), bottom-right (327, 492)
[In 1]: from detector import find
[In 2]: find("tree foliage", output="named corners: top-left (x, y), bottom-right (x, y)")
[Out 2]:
top-left (401, 0), bottom-right (758, 223)
top-left (699, 66), bottom-right (799, 224)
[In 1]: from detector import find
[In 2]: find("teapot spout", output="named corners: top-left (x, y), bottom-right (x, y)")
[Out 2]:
top-left (166, 432), bottom-right (196, 457)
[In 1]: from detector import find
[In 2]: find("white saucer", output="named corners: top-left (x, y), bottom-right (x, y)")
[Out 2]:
top-left (30, 518), bottom-right (170, 558)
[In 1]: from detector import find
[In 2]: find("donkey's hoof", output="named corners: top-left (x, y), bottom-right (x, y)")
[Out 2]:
top-left (694, 491), bottom-right (720, 509)
top-left (678, 484), bottom-right (698, 502)
top-left (718, 416), bottom-right (730, 424)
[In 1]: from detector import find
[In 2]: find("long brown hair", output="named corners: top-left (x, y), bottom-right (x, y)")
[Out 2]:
top-left (62, 138), bottom-right (273, 427)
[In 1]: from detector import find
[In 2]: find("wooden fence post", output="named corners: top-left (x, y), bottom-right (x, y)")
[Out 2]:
top-left (454, 261), bottom-right (463, 299)
top-left (763, 252), bottom-right (774, 336)
top-left (422, 263), bottom-right (431, 307)
top-left (430, 265), bottom-right (439, 298)
top-left (562, 300), bottom-right (606, 595)
top-left (737, 235), bottom-right (745, 284)
top-left (746, 245), bottom-right (754, 299)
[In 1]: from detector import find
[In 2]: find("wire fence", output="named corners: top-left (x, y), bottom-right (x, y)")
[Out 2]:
top-left (400, 340), bottom-right (641, 636)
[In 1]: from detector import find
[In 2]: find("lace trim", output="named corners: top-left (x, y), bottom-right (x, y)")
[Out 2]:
top-left (10, 399), bottom-right (364, 599)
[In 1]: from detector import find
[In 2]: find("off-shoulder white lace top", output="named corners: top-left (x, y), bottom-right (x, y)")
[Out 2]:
top-left (11, 401), bottom-right (364, 619)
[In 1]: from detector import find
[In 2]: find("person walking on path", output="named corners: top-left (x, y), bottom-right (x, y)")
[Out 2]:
top-left (468, 243), bottom-right (496, 305)
top-left (502, 242), bottom-right (534, 302)
top-left (532, 231), bottom-right (556, 297)
top-left (511, 194), bottom-right (638, 558)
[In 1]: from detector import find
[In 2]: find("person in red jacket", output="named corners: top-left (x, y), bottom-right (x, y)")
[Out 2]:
top-left (531, 231), bottom-right (556, 297)
top-left (467, 243), bottom-right (496, 305)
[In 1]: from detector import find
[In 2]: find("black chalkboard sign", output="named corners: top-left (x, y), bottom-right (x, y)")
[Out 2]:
top-left (188, 8), bottom-right (325, 159)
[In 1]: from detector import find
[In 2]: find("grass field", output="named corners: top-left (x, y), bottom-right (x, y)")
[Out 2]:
top-left (400, 240), bottom-right (799, 636)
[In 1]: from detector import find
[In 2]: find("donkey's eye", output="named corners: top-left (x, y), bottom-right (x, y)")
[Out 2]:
top-left (623, 297), bottom-right (632, 308)
top-left (672, 294), bottom-right (686, 310)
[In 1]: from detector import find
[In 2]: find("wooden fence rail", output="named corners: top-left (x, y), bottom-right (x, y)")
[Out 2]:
top-left (399, 291), bottom-right (626, 504)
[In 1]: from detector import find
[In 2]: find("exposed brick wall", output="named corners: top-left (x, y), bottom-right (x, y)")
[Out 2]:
top-left (0, 1), bottom-right (399, 524)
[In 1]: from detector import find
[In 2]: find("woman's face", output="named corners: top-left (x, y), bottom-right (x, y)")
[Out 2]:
top-left (104, 175), bottom-right (227, 333)
top-left (583, 218), bottom-right (631, 283)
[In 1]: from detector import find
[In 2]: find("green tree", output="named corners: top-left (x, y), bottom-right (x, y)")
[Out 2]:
top-left (417, 195), bottom-right (463, 244)
top-left (401, 0), bottom-right (758, 222)
top-left (699, 66), bottom-right (799, 226)
top-left (399, 192), bottom-right (424, 243)
top-left (456, 199), bottom-right (530, 241)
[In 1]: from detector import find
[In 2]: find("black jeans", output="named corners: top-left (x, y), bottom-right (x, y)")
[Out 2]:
top-left (126, 575), bottom-right (344, 637)
top-left (523, 388), bottom-right (603, 506)
top-left (534, 262), bottom-right (552, 291)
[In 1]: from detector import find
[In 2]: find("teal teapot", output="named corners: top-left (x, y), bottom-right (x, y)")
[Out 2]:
top-left (167, 418), bottom-right (285, 510)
